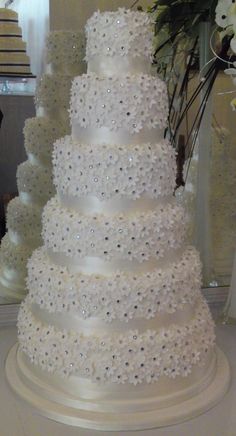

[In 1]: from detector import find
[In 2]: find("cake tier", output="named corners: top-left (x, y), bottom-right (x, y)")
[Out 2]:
top-left (0, 37), bottom-right (26, 51)
top-left (6, 197), bottom-right (43, 246)
top-left (18, 294), bottom-right (215, 384)
top-left (35, 73), bottom-right (73, 118)
top-left (27, 246), bottom-right (201, 322)
top-left (70, 73), bottom-right (168, 141)
top-left (46, 31), bottom-right (86, 75)
top-left (53, 136), bottom-right (176, 201)
top-left (0, 22), bottom-right (21, 36)
top-left (24, 117), bottom-right (69, 165)
top-left (0, 8), bottom-right (18, 21)
top-left (0, 232), bottom-right (35, 299)
top-left (17, 161), bottom-right (55, 206)
top-left (0, 51), bottom-right (30, 74)
top-left (85, 9), bottom-right (153, 75)
top-left (0, 234), bottom-right (34, 273)
top-left (42, 196), bottom-right (188, 263)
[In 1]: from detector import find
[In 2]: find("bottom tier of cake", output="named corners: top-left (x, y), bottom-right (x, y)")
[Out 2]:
top-left (0, 235), bottom-right (34, 303)
top-left (6, 344), bottom-right (230, 430)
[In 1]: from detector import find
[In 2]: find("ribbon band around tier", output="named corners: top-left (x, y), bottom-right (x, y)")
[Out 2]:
top-left (19, 191), bottom-right (47, 208)
top-left (18, 348), bottom-right (215, 409)
top-left (31, 301), bottom-right (197, 335)
top-left (72, 125), bottom-right (164, 146)
top-left (59, 194), bottom-right (172, 215)
top-left (47, 249), bottom-right (183, 275)
top-left (87, 55), bottom-right (152, 76)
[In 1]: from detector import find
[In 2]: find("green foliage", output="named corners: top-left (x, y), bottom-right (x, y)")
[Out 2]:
top-left (148, 0), bottom-right (232, 187)
top-left (150, 0), bottom-right (218, 32)
top-left (150, 0), bottom-right (218, 51)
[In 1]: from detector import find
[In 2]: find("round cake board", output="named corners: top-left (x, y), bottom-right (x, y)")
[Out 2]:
top-left (5, 343), bottom-right (230, 431)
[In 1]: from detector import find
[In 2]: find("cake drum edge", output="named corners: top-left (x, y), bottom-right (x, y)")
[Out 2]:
top-left (5, 343), bottom-right (230, 430)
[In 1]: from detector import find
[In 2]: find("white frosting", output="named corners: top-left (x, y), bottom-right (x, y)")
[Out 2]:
top-left (70, 73), bottom-right (168, 135)
top-left (27, 246), bottom-right (201, 322)
top-left (53, 137), bottom-right (176, 201)
top-left (85, 9), bottom-right (153, 64)
top-left (35, 73), bottom-right (73, 118)
top-left (17, 161), bottom-right (55, 206)
top-left (6, 198), bottom-right (43, 245)
top-left (0, 31), bottom-right (85, 302)
top-left (24, 117), bottom-right (69, 164)
top-left (16, 9), bottom-right (216, 400)
top-left (18, 295), bottom-right (215, 384)
top-left (0, 234), bottom-right (34, 272)
top-left (18, 348), bottom-right (216, 405)
top-left (46, 31), bottom-right (86, 74)
top-left (42, 196), bottom-right (188, 262)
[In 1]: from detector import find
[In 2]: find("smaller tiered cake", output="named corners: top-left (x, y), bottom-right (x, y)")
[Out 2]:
top-left (0, 30), bottom-right (85, 304)
top-left (0, 8), bottom-right (32, 75)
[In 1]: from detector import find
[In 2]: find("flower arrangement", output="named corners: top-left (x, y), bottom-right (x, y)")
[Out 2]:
top-left (149, 0), bottom-right (234, 187)
top-left (216, 0), bottom-right (236, 110)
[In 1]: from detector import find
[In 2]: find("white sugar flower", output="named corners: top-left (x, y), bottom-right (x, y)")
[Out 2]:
top-left (216, 1), bottom-right (231, 27)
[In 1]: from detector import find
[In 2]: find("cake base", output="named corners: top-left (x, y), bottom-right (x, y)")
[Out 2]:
top-left (5, 344), bottom-right (230, 431)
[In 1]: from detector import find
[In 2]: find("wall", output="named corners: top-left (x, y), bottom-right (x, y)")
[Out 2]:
top-left (50, 0), bottom-right (153, 30)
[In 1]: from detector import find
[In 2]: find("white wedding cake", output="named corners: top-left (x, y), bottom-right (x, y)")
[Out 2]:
top-left (0, 30), bottom-right (85, 303)
top-left (6, 9), bottom-right (230, 430)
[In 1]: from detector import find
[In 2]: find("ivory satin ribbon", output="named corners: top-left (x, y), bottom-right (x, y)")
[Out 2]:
top-left (28, 153), bottom-right (49, 167)
top-left (87, 55), bottom-right (152, 76)
top-left (18, 348), bottom-right (216, 410)
top-left (2, 266), bottom-right (25, 285)
top-left (46, 62), bottom-right (86, 76)
top-left (31, 302), bottom-right (196, 335)
top-left (28, 153), bottom-right (40, 166)
top-left (72, 125), bottom-right (164, 146)
top-left (36, 106), bottom-right (68, 121)
top-left (8, 229), bottom-right (40, 247)
top-left (19, 191), bottom-right (45, 207)
top-left (58, 194), bottom-right (171, 215)
top-left (47, 249), bottom-right (183, 275)
top-left (0, 268), bottom-right (25, 293)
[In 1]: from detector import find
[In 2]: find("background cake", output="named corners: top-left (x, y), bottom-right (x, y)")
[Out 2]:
top-left (0, 7), bottom-right (32, 76)
top-left (0, 30), bottom-right (85, 303)
top-left (6, 8), bottom-right (230, 430)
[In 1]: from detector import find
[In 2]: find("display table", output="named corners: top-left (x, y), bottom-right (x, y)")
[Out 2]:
top-left (1, 325), bottom-right (235, 436)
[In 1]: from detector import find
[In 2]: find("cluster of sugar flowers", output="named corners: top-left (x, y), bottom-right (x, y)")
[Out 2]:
top-left (85, 8), bottom-right (153, 61)
top-left (215, 0), bottom-right (236, 51)
top-left (18, 297), bottom-right (215, 384)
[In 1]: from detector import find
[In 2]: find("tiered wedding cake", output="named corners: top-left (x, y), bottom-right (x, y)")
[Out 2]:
top-left (0, 30), bottom-right (85, 303)
top-left (6, 9), bottom-right (230, 430)
top-left (0, 8), bottom-right (32, 75)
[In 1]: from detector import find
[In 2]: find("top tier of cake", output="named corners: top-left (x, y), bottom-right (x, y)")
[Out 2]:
top-left (0, 8), bottom-right (21, 36)
top-left (0, 9), bottom-right (25, 52)
top-left (85, 9), bottom-right (153, 75)
top-left (0, 8), bottom-right (18, 22)
top-left (70, 10), bottom-right (168, 145)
